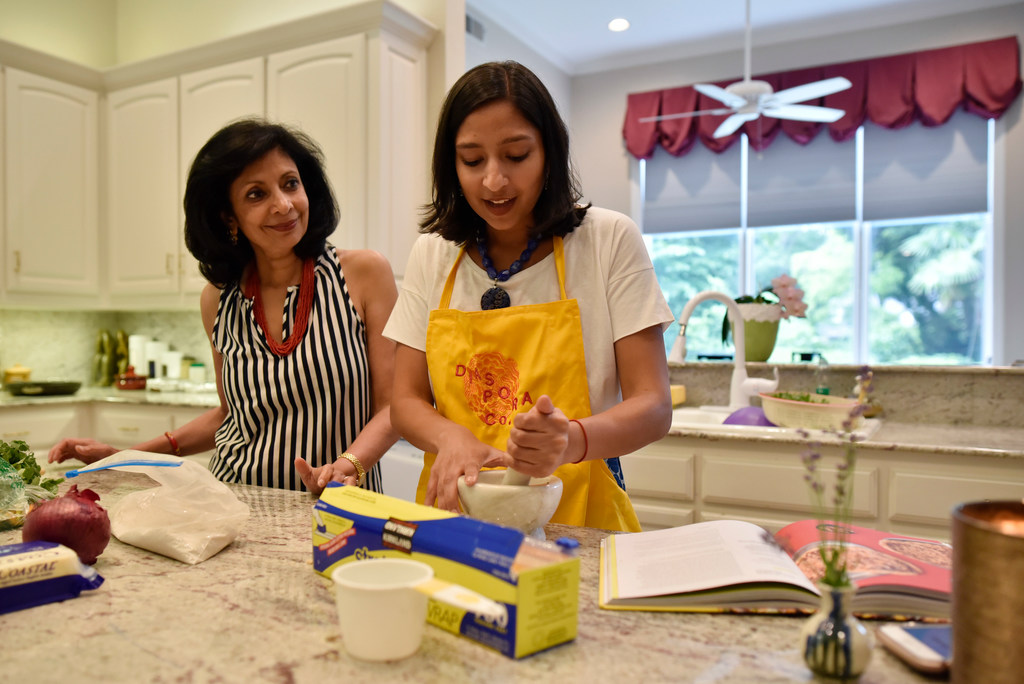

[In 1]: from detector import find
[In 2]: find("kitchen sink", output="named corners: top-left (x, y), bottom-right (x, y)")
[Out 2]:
top-left (671, 406), bottom-right (881, 441)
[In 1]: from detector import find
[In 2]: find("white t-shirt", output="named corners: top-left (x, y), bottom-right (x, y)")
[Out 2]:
top-left (383, 206), bottom-right (674, 414)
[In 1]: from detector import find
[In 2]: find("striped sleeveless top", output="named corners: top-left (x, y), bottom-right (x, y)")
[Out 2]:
top-left (209, 245), bottom-right (383, 492)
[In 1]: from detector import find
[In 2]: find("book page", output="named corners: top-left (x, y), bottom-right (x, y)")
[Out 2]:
top-left (774, 520), bottom-right (952, 599)
top-left (608, 520), bottom-right (818, 600)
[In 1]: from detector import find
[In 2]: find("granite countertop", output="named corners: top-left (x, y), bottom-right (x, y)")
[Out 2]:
top-left (3, 386), bottom-right (1020, 458)
top-left (668, 421), bottom-right (1024, 459)
top-left (0, 472), bottom-right (933, 683)
top-left (0, 385), bottom-right (221, 409)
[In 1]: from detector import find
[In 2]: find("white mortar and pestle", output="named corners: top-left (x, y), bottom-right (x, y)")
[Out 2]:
top-left (457, 467), bottom-right (563, 539)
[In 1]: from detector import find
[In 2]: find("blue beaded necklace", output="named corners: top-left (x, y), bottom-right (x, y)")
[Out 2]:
top-left (475, 231), bottom-right (540, 310)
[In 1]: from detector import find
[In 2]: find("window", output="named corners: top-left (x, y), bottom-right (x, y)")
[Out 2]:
top-left (642, 111), bottom-right (991, 365)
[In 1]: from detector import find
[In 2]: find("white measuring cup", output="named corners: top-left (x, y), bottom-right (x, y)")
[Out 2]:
top-left (331, 557), bottom-right (505, 661)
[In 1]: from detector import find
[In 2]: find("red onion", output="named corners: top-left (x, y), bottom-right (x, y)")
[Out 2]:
top-left (22, 485), bottom-right (111, 564)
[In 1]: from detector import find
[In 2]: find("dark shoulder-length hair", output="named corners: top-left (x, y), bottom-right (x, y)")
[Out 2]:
top-left (421, 61), bottom-right (588, 243)
top-left (183, 117), bottom-right (339, 287)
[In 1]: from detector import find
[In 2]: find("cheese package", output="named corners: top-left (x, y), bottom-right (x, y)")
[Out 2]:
top-left (0, 541), bottom-right (105, 614)
top-left (313, 484), bottom-right (579, 659)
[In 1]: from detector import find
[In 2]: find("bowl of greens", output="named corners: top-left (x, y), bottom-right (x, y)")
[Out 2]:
top-left (759, 392), bottom-right (863, 431)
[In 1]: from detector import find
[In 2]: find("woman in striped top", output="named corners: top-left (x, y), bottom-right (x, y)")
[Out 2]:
top-left (49, 119), bottom-right (399, 495)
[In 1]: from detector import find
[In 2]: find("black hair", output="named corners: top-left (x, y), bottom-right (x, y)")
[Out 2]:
top-left (420, 61), bottom-right (588, 243)
top-left (183, 117), bottom-right (338, 286)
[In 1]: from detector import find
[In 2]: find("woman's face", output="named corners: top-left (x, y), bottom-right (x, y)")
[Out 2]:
top-left (225, 147), bottom-right (309, 259)
top-left (454, 100), bottom-right (546, 236)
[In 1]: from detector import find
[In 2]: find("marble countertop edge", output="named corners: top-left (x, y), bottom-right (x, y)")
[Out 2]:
top-left (666, 421), bottom-right (1024, 459)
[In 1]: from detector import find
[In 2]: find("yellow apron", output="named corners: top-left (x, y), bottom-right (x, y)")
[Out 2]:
top-left (419, 236), bottom-right (641, 532)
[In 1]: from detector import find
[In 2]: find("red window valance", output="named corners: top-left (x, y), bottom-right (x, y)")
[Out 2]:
top-left (623, 36), bottom-right (1022, 159)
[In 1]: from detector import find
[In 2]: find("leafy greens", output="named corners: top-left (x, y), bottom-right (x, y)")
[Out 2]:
top-left (0, 439), bottom-right (62, 495)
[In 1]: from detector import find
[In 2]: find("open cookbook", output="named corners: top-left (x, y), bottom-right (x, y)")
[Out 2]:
top-left (599, 519), bottom-right (951, 619)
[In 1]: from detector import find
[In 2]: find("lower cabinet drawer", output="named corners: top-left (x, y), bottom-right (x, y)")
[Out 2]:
top-left (701, 457), bottom-right (878, 518)
top-left (889, 469), bottom-right (1024, 527)
top-left (631, 500), bottom-right (694, 531)
top-left (620, 448), bottom-right (695, 501)
top-left (92, 405), bottom-right (172, 448)
top-left (0, 405), bottom-right (81, 455)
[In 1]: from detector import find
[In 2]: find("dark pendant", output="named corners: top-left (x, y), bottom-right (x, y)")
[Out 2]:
top-left (481, 286), bottom-right (510, 310)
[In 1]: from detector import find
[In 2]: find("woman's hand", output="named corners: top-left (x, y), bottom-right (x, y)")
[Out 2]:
top-left (47, 438), bottom-right (117, 465)
top-left (295, 457), bottom-right (359, 497)
top-left (505, 395), bottom-right (571, 476)
top-left (426, 425), bottom-right (505, 512)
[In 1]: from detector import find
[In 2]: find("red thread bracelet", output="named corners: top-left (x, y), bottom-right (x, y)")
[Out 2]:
top-left (164, 431), bottom-right (181, 457)
top-left (569, 419), bottom-right (587, 464)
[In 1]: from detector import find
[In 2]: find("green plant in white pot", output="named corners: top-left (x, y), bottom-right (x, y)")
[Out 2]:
top-left (722, 274), bottom-right (808, 362)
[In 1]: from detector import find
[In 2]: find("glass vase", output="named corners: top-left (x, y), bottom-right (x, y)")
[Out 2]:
top-left (800, 582), bottom-right (873, 680)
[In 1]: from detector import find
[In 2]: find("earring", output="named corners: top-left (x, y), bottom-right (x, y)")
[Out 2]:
top-left (229, 231), bottom-right (238, 245)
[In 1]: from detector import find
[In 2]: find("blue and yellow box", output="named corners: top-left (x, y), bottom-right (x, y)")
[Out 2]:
top-left (312, 483), bottom-right (579, 659)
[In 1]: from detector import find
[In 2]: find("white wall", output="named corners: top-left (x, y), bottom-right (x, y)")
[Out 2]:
top-left (570, 4), bottom-right (1024, 365)
top-left (0, 0), bottom-right (117, 67)
top-left (463, 5), bottom-right (572, 123)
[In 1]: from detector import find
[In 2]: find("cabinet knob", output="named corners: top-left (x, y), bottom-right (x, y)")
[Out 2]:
top-left (13, 250), bottom-right (21, 274)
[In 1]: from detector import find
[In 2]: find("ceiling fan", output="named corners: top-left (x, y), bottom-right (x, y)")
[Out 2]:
top-left (641, 0), bottom-right (852, 138)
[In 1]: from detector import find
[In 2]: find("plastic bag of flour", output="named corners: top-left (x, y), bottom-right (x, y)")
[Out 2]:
top-left (68, 451), bottom-right (249, 564)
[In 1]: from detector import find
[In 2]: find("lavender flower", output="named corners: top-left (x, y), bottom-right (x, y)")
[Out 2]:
top-left (800, 397), bottom-right (864, 588)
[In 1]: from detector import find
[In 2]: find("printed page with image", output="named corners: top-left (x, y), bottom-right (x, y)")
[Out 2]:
top-left (600, 519), bottom-right (951, 618)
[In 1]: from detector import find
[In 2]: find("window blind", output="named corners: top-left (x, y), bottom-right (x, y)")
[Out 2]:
top-left (642, 142), bottom-right (741, 233)
top-left (747, 131), bottom-right (857, 227)
top-left (862, 110), bottom-right (988, 220)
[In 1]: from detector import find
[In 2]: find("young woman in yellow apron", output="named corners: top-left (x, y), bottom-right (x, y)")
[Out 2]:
top-left (384, 61), bottom-right (674, 532)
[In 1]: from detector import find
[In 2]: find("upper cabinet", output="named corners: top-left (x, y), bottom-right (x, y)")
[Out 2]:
top-left (267, 35), bottom-right (367, 253)
top-left (3, 68), bottom-right (98, 298)
top-left (177, 57), bottom-right (266, 295)
top-left (1, 1), bottom-right (436, 309)
top-left (106, 78), bottom-right (180, 296)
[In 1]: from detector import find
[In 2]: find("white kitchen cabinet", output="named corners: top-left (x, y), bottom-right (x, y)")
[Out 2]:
top-left (89, 403), bottom-right (213, 467)
top-left (3, 68), bottom-right (98, 297)
top-left (178, 57), bottom-right (266, 294)
top-left (618, 438), bottom-right (695, 529)
top-left (106, 78), bottom-right (181, 298)
top-left (364, 27), bottom-right (431, 277)
top-left (621, 434), bottom-right (1024, 538)
top-left (268, 26), bottom-right (430, 272)
top-left (0, 404), bottom-right (81, 466)
top-left (268, 35), bottom-right (367, 252)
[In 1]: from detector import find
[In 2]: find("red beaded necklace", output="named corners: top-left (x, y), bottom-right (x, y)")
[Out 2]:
top-left (245, 258), bottom-right (316, 356)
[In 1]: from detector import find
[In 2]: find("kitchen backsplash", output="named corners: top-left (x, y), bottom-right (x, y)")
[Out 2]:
top-left (4, 307), bottom-right (1021, 431)
top-left (0, 309), bottom-right (212, 384)
top-left (670, 362), bottom-right (1024, 429)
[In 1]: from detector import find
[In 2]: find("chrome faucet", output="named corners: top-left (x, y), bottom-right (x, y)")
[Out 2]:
top-left (668, 290), bottom-right (779, 410)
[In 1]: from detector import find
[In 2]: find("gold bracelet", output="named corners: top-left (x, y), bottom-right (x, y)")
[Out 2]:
top-left (338, 452), bottom-right (366, 487)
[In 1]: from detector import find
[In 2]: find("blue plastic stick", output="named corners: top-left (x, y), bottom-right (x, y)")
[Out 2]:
top-left (65, 460), bottom-right (184, 478)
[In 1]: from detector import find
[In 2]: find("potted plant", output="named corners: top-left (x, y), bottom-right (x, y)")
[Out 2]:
top-left (722, 274), bottom-right (808, 362)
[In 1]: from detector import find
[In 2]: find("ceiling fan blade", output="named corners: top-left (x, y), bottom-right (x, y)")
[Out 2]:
top-left (639, 107), bottom-right (734, 123)
top-left (763, 104), bottom-right (846, 123)
top-left (713, 112), bottom-right (759, 138)
top-left (769, 77), bottom-right (852, 106)
top-left (694, 83), bottom-right (747, 109)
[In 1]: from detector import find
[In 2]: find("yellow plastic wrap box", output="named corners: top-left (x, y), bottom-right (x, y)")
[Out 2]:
top-left (313, 483), bottom-right (579, 658)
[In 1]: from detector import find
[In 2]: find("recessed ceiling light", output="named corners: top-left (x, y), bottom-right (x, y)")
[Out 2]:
top-left (608, 18), bottom-right (630, 32)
